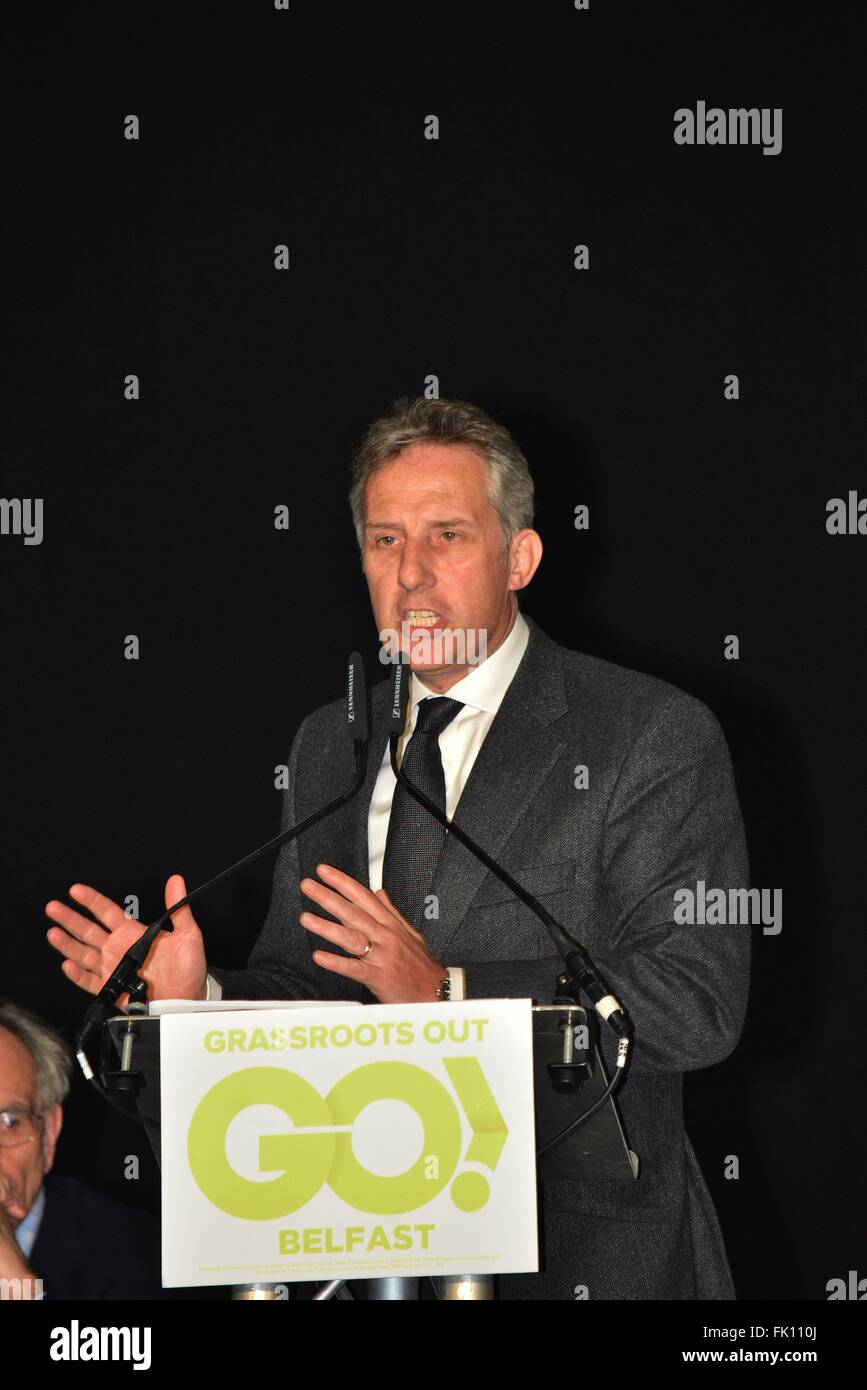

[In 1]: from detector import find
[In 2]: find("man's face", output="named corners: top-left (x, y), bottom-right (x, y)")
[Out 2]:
top-left (0, 1028), bottom-right (62, 1227)
top-left (362, 442), bottom-right (542, 692)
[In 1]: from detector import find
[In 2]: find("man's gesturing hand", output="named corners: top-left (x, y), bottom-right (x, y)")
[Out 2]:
top-left (300, 864), bottom-right (446, 1004)
top-left (44, 875), bottom-right (208, 1004)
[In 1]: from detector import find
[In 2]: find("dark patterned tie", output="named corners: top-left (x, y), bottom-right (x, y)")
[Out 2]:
top-left (381, 696), bottom-right (463, 930)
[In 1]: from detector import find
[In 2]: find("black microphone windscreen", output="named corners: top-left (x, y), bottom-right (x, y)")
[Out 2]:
top-left (389, 652), bottom-right (410, 734)
top-left (346, 652), bottom-right (368, 742)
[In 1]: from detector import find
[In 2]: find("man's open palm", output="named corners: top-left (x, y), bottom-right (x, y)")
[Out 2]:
top-left (45, 874), bottom-right (208, 1004)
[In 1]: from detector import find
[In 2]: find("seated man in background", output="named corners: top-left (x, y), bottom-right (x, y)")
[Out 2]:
top-left (0, 1000), bottom-right (161, 1300)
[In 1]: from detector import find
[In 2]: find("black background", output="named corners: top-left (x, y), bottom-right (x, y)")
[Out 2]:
top-left (2, 1), bottom-right (864, 1300)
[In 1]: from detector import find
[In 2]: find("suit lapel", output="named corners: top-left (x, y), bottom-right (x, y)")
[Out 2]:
top-left (423, 615), bottom-right (568, 956)
top-left (351, 617), bottom-right (568, 955)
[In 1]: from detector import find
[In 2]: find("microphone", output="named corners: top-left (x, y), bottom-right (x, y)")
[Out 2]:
top-left (387, 657), bottom-right (632, 1044)
top-left (75, 652), bottom-right (371, 1068)
top-left (346, 648), bottom-right (369, 743)
top-left (389, 646), bottom-right (411, 734)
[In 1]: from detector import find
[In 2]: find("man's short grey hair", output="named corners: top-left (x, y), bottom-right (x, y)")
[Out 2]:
top-left (0, 1001), bottom-right (72, 1110)
top-left (349, 397), bottom-right (535, 557)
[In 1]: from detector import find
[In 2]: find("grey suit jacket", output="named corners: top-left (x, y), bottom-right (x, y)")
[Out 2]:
top-left (212, 613), bottom-right (752, 1300)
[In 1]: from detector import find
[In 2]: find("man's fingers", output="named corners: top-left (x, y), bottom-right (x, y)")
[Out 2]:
top-left (308, 866), bottom-right (395, 925)
top-left (59, 958), bottom-right (102, 996)
top-left (299, 883), bottom-right (378, 935)
top-left (300, 913), bottom-right (373, 957)
top-left (44, 900), bottom-right (113, 947)
top-left (311, 949), bottom-right (368, 981)
top-left (59, 959), bottom-right (127, 1004)
top-left (66, 883), bottom-right (133, 932)
top-left (46, 925), bottom-right (105, 976)
top-left (163, 874), bottom-right (197, 933)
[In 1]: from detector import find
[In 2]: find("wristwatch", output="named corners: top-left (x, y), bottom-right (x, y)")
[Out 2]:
top-left (434, 973), bottom-right (451, 1001)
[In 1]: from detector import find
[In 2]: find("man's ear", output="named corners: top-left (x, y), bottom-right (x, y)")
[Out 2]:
top-left (41, 1104), bottom-right (63, 1174)
top-left (507, 528), bottom-right (543, 591)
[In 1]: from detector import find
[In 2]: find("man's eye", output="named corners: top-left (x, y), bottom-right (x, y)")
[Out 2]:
top-left (0, 1112), bottom-right (22, 1130)
top-left (441, 531), bottom-right (459, 541)
top-left (376, 535), bottom-right (397, 546)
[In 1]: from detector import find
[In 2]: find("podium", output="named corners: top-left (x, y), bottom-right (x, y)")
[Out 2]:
top-left (101, 999), bottom-right (636, 1300)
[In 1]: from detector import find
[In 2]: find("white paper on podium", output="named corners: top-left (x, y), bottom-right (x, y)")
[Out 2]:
top-left (159, 998), bottom-right (538, 1286)
top-left (149, 999), bottom-right (355, 1015)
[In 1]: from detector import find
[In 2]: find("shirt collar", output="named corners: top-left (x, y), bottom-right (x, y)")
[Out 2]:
top-left (15, 1183), bottom-right (46, 1261)
top-left (410, 608), bottom-right (529, 717)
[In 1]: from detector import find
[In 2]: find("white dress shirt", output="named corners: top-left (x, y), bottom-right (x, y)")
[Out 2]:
top-left (205, 608), bottom-right (530, 1002)
top-left (368, 608), bottom-right (529, 889)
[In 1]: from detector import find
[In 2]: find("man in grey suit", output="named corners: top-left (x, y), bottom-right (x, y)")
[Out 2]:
top-left (46, 396), bottom-right (751, 1300)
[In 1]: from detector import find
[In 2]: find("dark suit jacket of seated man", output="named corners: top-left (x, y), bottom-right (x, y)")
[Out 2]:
top-left (30, 1172), bottom-right (162, 1301)
top-left (210, 608), bottom-right (752, 1301)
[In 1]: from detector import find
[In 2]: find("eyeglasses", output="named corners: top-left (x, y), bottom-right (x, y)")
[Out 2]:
top-left (0, 1108), bottom-right (44, 1149)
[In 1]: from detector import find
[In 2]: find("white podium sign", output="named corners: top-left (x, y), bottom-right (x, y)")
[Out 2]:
top-left (159, 999), bottom-right (538, 1287)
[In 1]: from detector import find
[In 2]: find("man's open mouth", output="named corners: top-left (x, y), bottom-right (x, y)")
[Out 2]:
top-left (402, 611), bottom-right (444, 625)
